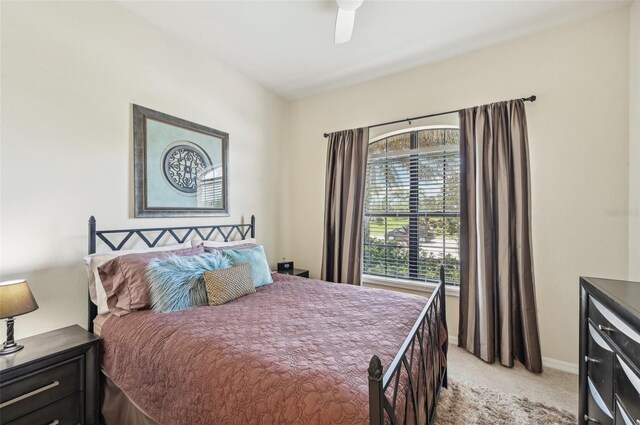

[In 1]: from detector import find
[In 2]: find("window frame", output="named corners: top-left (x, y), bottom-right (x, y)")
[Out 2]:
top-left (362, 125), bottom-right (461, 289)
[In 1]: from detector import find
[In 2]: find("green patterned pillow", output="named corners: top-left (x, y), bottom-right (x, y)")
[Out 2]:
top-left (204, 264), bottom-right (256, 306)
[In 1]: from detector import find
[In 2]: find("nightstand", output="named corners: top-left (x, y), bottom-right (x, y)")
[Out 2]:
top-left (0, 325), bottom-right (99, 425)
top-left (274, 268), bottom-right (310, 278)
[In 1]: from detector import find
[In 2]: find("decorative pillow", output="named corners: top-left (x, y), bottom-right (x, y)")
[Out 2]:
top-left (223, 246), bottom-right (273, 288)
top-left (98, 246), bottom-right (204, 316)
top-left (204, 264), bottom-right (256, 306)
top-left (146, 252), bottom-right (232, 313)
top-left (203, 243), bottom-right (257, 253)
top-left (84, 241), bottom-right (191, 314)
top-left (195, 238), bottom-right (257, 248)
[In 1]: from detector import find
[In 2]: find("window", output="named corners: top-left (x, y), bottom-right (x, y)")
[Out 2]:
top-left (198, 166), bottom-right (224, 208)
top-left (363, 126), bottom-right (460, 286)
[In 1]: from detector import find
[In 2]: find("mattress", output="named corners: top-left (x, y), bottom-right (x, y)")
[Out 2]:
top-left (99, 273), bottom-right (433, 425)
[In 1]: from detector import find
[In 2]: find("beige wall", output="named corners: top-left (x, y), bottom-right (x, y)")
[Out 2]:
top-left (288, 8), bottom-right (631, 366)
top-left (630, 1), bottom-right (640, 281)
top-left (0, 1), bottom-right (290, 339)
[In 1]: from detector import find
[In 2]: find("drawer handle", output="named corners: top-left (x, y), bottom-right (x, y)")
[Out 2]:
top-left (0, 380), bottom-right (60, 408)
top-left (585, 356), bottom-right (601, 364)
top-left (49, 421), bottom-right (59, 425)
top-left (598, 324), bottom-right (615, 333)
top-left (584, 415), bottom-right (601, 423)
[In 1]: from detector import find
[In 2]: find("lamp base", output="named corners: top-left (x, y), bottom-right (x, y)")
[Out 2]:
top-left (0, 343), bottom-right (24, 355)
top-left (1, 317), bottom-right (23, 355)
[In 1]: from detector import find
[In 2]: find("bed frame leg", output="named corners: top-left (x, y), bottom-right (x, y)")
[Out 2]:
top-left (88, 216), bottom-right (97, 333)
top-left (368, 355), bottom-right (384, 425)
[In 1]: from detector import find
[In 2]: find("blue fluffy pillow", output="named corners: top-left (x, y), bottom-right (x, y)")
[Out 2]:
top-left (223, 246), bottom-right (273, 288)
top-left (146, 252), bottom-right (231, 313)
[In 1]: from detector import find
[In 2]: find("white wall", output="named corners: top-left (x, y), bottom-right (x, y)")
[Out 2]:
top-left (288, 8), bottom-right (631, 366)
top-left (0, 1), bottom-right (290, 339)
top-left (630, 1), bottom-right (640, 281)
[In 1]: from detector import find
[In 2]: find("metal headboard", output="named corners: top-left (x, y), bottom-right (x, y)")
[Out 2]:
top-left (87, 215), bottom-right (255, 332)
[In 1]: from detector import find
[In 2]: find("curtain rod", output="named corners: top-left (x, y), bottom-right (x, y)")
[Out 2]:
top-left (323, 95), bottom-right (537, 138)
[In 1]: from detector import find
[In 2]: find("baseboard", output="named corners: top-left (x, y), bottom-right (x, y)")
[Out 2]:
top-left (448, 334), bottom-right (578, 374)
top-left (542, 357), bottom-right (579, 375)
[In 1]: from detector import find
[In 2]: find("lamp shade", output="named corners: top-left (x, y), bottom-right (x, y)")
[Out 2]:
top-left (0, 280), bottom-right (39, 319)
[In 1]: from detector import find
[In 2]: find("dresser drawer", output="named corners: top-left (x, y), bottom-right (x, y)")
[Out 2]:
top-left (616, 398), bottom-right (640, 425)
top-left (587, 323), bottom-right (615, 410)
top-left (5, 392), bottom-right (81, 425)
top-left (0, 357), bottom-right (83, 423)
top-left (589, 297), bottom-right (640, 362)
top-left (614, 355), bottom-right (640, 423)
top-left (586, 376), bottom-right (614, 424)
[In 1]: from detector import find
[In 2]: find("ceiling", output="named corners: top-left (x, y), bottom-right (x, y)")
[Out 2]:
top-left (119, 0), bottom-right (629, 100)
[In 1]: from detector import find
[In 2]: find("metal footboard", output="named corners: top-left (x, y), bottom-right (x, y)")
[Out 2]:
top-left (368, 265), bottom-right (448, 425)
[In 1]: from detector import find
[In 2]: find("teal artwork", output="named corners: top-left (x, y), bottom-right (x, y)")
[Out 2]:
top-left (133, 105), bottom-right (229, 217)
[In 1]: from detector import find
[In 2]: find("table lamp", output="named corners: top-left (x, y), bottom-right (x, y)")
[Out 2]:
top-left (0, 279), bottom-right (39, 355)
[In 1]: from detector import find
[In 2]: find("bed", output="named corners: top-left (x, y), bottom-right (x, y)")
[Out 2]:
top-left (87, 216), bottom-right (448, 425)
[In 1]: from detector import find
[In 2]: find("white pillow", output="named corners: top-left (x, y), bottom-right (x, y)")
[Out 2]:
top-left (196, 238), bottom-right (257, 248)
top-left (84, 241), bottom-right (191, 314)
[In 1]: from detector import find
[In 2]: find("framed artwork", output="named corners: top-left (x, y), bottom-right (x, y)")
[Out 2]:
top-left (133, 104), bottom-right (229, 217)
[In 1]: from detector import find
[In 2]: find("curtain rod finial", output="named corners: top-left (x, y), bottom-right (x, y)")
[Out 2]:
top-left (530, 95), bottom-right (537, 102)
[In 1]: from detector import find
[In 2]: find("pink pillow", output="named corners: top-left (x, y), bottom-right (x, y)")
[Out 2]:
top-left (203, 243), bottom-right (257, 253)
top-left (98, 246), bottom-right (204, 316)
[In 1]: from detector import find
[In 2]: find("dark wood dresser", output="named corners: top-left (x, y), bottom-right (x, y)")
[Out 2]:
top-left (0, 325), bottom-right (99, 425)
top-left (580, 276), bottom-right (640, 425)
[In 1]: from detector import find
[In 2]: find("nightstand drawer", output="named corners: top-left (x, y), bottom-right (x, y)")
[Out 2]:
top-left (5, 392), bottom-right (81, 425)
top-left (0, 357), bottom-right (82, 423)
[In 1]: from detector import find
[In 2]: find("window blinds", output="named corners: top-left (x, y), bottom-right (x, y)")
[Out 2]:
top-left (199, 176), bottom-right (224, 208)
top-left (363, 129), bottom-right (461, 285)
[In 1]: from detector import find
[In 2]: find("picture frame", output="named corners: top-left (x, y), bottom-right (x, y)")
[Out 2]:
top-left (133, 104), bottom-right (229, 217)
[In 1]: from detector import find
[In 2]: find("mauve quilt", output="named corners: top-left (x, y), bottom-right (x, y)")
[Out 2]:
top-left (100, 273), bottom-right (434, 425)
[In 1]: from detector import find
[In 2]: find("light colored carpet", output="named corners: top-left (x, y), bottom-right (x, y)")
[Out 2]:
top-left (435, 379), bottom-right (576, 425)
top-left (446, 344), bottom-right (578, 414)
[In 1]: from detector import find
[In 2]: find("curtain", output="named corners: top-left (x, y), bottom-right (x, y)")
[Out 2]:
top-left (458, 99), bottom-right (542, 373)
top-left (321, 128), bottom-right (369, 285)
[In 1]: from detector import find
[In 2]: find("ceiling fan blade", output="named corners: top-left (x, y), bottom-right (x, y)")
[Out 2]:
top-left (335, 7), bottom-right (356, 44)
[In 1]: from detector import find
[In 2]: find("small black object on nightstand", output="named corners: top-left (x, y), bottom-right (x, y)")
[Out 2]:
top-left (0, 325), bottom-right (99, 425)
top-left (274, 268), bottom-right (310, 278)
top-left (277, 260), bottom-right (294, 272)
